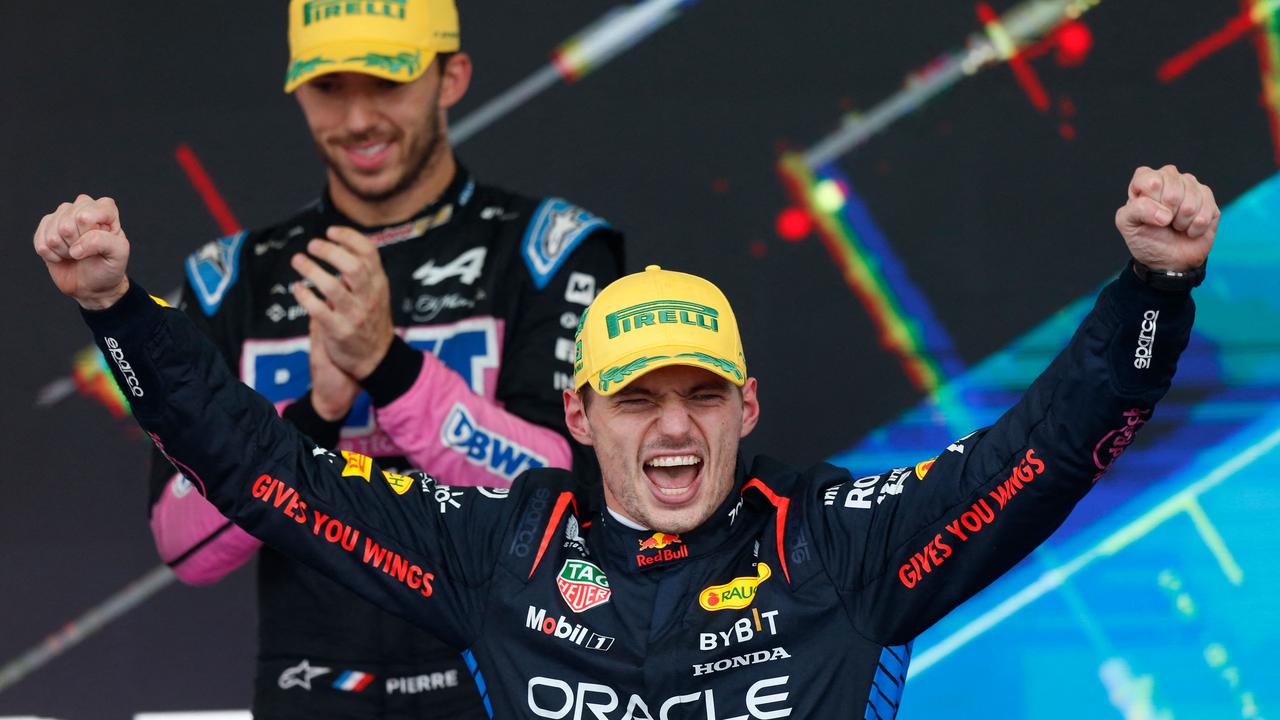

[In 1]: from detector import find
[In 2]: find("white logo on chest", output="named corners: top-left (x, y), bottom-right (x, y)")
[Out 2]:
top-left (413, 247), bottom-right (488, 286)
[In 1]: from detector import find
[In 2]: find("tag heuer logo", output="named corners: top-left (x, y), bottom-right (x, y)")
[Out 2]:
top-left (556, 559), bottom-right (611, 612)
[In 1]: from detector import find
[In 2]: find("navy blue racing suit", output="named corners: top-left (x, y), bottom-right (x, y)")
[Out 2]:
top-left (147, 165), bottom-right (622, 717)
top-left (85, 266), bottom-right (1193, 718)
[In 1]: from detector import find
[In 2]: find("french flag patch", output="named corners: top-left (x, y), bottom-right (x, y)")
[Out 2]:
top-left (333, 670), bottom-right (376, 692)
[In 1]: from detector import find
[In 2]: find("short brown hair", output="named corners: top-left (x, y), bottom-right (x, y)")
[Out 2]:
top-left (435, 52), bottom-right (457, 76)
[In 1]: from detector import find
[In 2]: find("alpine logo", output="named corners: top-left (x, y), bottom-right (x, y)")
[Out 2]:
top-left (413, 246), bottom-right (487, 286)
top-left (556, 559), bottom-right (612, 612)
top-left (441, 403), bottom-right (547, 481)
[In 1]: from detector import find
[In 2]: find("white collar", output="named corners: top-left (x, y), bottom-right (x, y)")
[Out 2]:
top-left (606, 506), bottom-right (649, 531)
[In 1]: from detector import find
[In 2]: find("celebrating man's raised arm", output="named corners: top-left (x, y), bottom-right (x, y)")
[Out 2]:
top-left (34, 196), bottom-right (516, 648)
top-left (806, 166), bottom-right (1218, 645)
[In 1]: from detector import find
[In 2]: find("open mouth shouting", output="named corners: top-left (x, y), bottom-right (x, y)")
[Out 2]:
top-left (643, 454), bottom-right (705, 506)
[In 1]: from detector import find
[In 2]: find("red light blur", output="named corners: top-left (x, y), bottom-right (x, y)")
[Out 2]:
top-left (1055, 21), bottom-right (1093, 67)
top-left (776, 207), bottom-right (813, 242)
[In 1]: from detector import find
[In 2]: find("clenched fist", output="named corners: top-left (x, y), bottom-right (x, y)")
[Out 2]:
top-left (34, 195), bottom-right (131, 309)
top-left (1116, 165), bottom-right (1218, 273)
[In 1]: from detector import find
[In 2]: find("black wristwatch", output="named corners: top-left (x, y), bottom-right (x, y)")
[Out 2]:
top-left (1131, 258), bottom-right (1206, 293)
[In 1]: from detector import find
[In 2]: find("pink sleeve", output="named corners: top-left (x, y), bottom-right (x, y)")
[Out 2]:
top-left (375, 353), bottom-right (572, 486)
top-left (150, 472), bottom-right (262, 585)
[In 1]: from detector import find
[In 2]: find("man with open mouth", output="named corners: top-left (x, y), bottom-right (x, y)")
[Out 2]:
top-left (35, 163), bottom-right (1216, 718)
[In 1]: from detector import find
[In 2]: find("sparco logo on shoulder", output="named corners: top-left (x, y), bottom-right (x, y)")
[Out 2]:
top-left (104, 337), bottom-right (144, 397)
top-left (1133, 309), bottom-right (1159, 368)
top-left (509, 487), bottom-right (551, 558)
top-left (556, 559), bottom-right (611, 612)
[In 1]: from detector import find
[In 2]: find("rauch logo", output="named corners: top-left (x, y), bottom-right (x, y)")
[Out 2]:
top-left (699, 563), bottom-right (771, 611)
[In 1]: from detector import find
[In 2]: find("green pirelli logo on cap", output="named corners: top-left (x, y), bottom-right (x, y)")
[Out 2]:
top-left (604, 300), bottom-right (719, 339)
top-left (598, 353), bottom-right (742, 391)
top-left (343, 50), bottom-right (421, 76)
top-left (599, 356), bottom-right (667, 391)
top-left (286, 56), bottom-right (336, 84)
top-left (674, 352), bottom-right (742, 380)
top-left (304, 0), bottom-right (407, 26)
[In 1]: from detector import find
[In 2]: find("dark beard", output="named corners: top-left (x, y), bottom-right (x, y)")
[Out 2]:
top-left (323, 92), bottom-right (445, 205)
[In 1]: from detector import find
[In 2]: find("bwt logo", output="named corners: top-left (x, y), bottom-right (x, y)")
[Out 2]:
top-left (242, 321), bottom-right (498, 440)
top-left (604, 300), bottom-right (719, 338)
top-left (441, 404), bottom-right (547, 481)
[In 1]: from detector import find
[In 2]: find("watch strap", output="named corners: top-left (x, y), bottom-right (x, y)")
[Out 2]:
top-left (1131, 258), bottom-right (1206, 293)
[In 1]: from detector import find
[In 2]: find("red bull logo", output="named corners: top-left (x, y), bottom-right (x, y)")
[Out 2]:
top-left (636, 532), bottom-right (689, 568)
top-left (638, 532), bottom-right (681, 551)
top-left (914, 458), bottom-right (936, 480)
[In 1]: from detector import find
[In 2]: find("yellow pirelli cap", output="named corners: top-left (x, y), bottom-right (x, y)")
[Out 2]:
top-left (284, 0), bottom-right (461, 93)
top-left (574, 265), bottom-right (747, 396)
